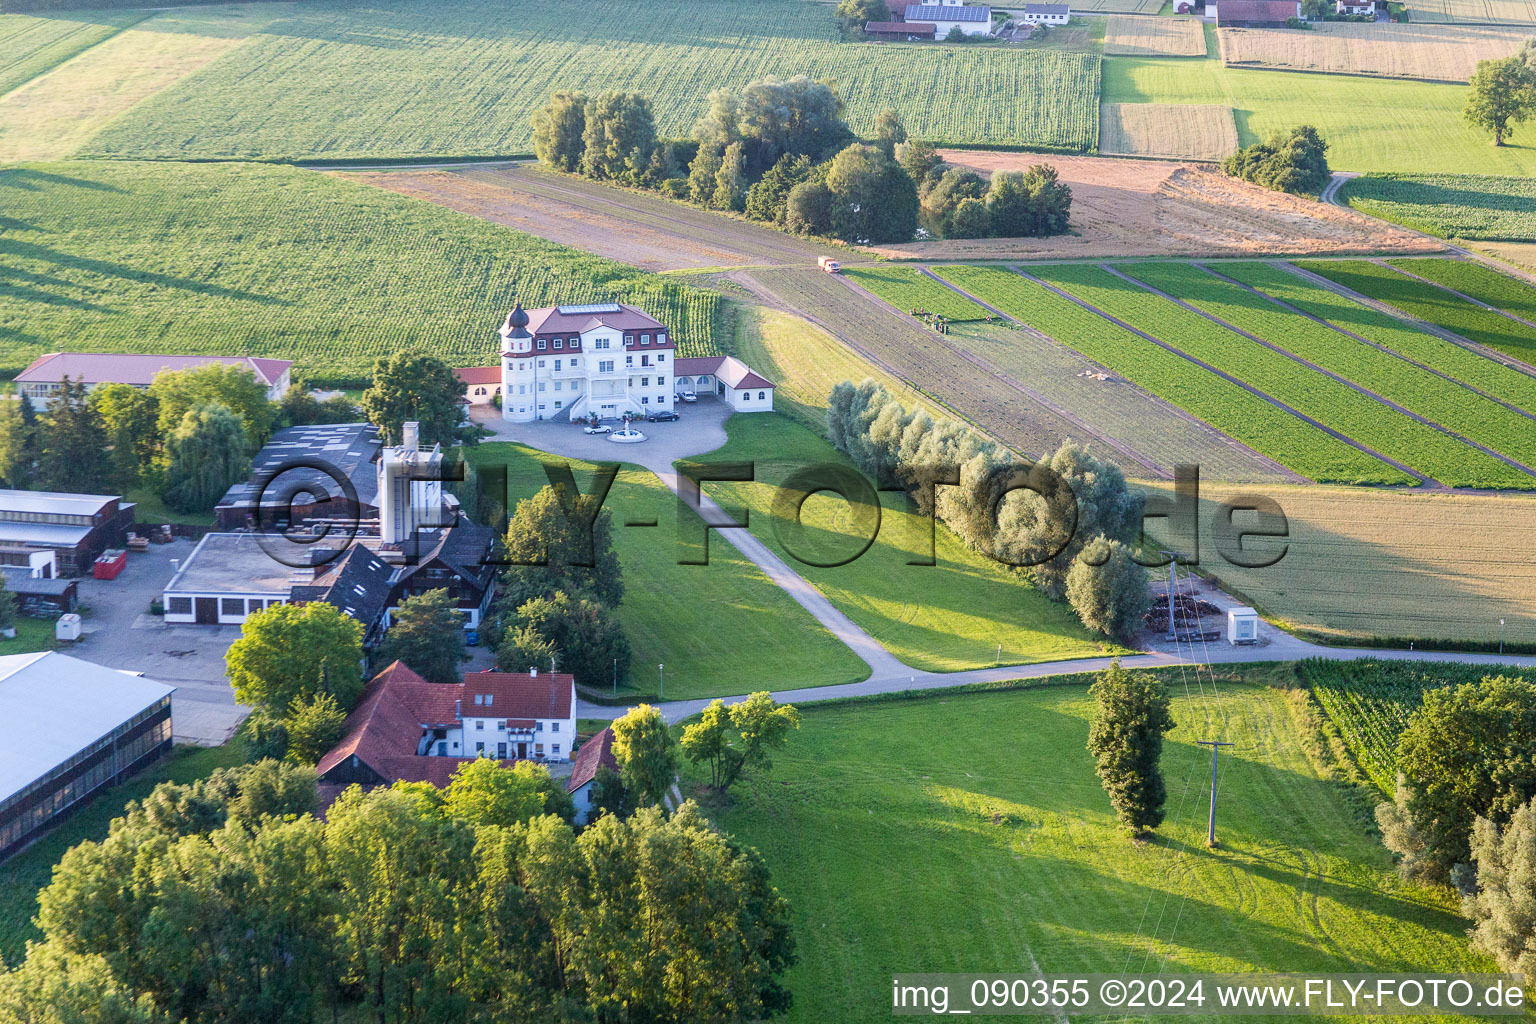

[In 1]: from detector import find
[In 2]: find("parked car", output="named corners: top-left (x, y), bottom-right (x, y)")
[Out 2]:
top-left (465, 629), bottom-right (480, 647)
top-left (584, 423), bottom-right (612, 435)
top-left (647, 410), bottom-right (680, 422)
top-left (679, 391), bottom-right (697, 403)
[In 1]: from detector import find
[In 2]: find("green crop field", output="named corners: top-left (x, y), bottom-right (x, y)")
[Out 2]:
top-left (841, 267), bottom-right (992, 322)
top-left (702, 415), bottom-right (1125, 671)
top-left (0, 10), bottom-right (144, 98)
top-left (1389, 257), bottom-right (1536, 323)
top-left (700, 674), bottom-right (1487, 1022)
top-left (1300, 260), bottom-right (1536, 367)
top-left (458, 441), bottom-right (870, 701)
top-left (1125, 262), bottom-right (1536, 481)
top-left (78, 0), bottom-right (1101, 161)
top-left (1032, 263), bottom-right (1522, 488)
top-left (1102, 54), bottom-right (1536, 176)
top-left (1300, 659), bottom-right (1530, 792)
top-left (0, 161), bottom-right (726, 388)
top-left (1218, 261), bottom-right (1536, 416)
top-left (934, 264), bottom-right (1409, 485)
top-left (1341, 173), bottom-right (1536, 241)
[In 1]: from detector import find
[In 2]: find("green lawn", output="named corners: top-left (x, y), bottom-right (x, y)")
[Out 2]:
top-left (698, 671), bottom-right (1486, 1023)
top-left (1340, 173), bottom-right (1536, 241)
top-left (0, 618), bottom-right (57, 655)
top-left (80, 0), bottom-right (1100, 161)
top-left (460, 441), bottom-right (869, 701)
top-left (0, 161), bottom-right (726, 388)
top-left (701, 415), bottom-right (1127, 671)
top-left (124, 485), bottom-right (215, 528)
top-left (0, 735), bottom-right (251, 965)
top-left (1102, 54), bottom-right (1536, 176)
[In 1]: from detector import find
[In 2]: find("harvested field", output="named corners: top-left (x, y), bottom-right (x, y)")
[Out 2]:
top-left (865, 150), bottom-right (1442, 260)
top-left (1067, 0), bottom-right (1165, 12)
top-left (1098, 102), bottom-right (1237, 162)
top-left (343, 164), bottom-right (842, 272)
top-left (1104, 15), bottom-right (1206, 56)
top-left (1141, 481), bottom-right (1536, 646)
top-left (1218, 23), bottom-right (1530, 82)
top-left (1402, 0), bottom-right (1536, 23)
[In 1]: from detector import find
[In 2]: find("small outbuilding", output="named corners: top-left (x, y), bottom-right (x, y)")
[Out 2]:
top-left (865, 19), bottom-right (938, 38)
top-left (1018, 3), bottom-right (1071, 24)
top-left (1227, 606), bottom-right (1259, 645)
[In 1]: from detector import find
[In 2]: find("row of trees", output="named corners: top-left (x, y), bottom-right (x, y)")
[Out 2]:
top-left (0, 758), bottom-right (794, 1024)
top-left (1374, 673), bottom-right (1536, 977)
top-left (826, 379), bottom-right (1149, 641)
top-left (1464, 44), bottom-right (1536, 147)
top-left (901, 141), bottom-right (1073, 239)
top-left (1222, 124), bottom-right (1331, 197)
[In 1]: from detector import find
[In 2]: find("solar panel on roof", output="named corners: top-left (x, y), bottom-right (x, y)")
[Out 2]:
top-left (556, 303), bottom-right (622, 315)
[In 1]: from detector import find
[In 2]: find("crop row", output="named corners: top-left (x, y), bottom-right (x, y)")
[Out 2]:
top-left (842, 268), bottom-right (992, 323)
top-left (0, 161), bottom-right (726, 389)
top-left (0, 11), bottom-right (144, 97)
top-left (1218, 262), bottom-right (1536, 417)
top-left (1340, 173), bottom-right (1536, 241)
top-left (1387, 258), bottom-right (1536, 324)
top-left (83, 0), bottom-right (1101, 161)
top-left (1299, 260), bottom-right (1536, 367)
top-left (1126, 262), bottom-right (1536, 481)
top-left (1035, 264), bottom-right (1527, 490)
top-left (932, 265), bottom-right (1409, 485)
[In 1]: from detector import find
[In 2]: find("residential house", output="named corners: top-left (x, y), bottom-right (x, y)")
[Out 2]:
top-left (1018, 2), bottom-right (1070, 24)
top-left (14, 353), bottom-right (291, 409)
top-left (567, 726), bottom-right (617, 825)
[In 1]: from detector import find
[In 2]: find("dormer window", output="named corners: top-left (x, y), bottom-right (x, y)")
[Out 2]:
top-left (554, 338), bottom-right (564, 349)
top-left (658, 333), bottom-right (667, 344)
top-left (624, 334), bottom-right (634, 344)
top-left (640, 334), bottom-right (650, 345)
top-left (473, 694), bottom-right (483, 706)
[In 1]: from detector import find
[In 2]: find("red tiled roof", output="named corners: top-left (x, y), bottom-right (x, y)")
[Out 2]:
top-left (461, 670), bottom-right (574, 720)
top-left (567, 726), bottom-right (617, 794)
top-left (454, 366), bottom-right (501, 385)
top-left (1216, 0), bottom-right (1300, 21)
top-left (672, 355), bottom-right (774, 390)
top-left (525, 303), bottom-right (665, 336)
top-left (315, 661), bottom-right (432, 778)
top-left (15, 352), bottom-right (292, 388)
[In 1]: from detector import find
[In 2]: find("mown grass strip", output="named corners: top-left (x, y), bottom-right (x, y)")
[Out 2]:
top-left (1387, 258), bottom-right (1536, 323)
top-left (842, 267), bottom-right (992, 323)
top-left (1126, 261), bottom-right (1536, 483)
top-left (932, 265), bottom-right (1410, 485)
top-left (1037, 263), bottom-right (1522, 489)
top-left (1218, 261), bottom-right (1536, 416)
top-left (1299, 259), bottom-right (1536, 367)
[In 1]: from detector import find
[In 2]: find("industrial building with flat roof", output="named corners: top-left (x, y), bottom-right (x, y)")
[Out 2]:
top-left (0, 489), bottom-right (136, 578)
top-left (0, 652), bottom-right (174, 859)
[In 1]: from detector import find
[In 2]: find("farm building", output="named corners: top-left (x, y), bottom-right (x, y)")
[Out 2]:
top-left (14, 352), bottom-right (291, 409)
top-left (904, 0), bottom-right (992, 36)
top-left (1335, 0), bottom-right (1374, 12)
top-left (0, 565), bottom-right (78, 616)
top-left (315, 661), bottom-right (578, 790)
top-left (1018, 3), bottom-right (1071, 24)
top-left (865, 19), bottom-right (938, 38)
top-left (1210, 0), bottom-right (1302, 23)
top-left (215, 421), bottom-right (382, 531)
top-left (673, 356), bottom-right (776, 412)
top-left (0, 490), bottom-right (136, 578)
top-left (454, 365), bottom-right (502, 406)
top-left (0, 652), bottom-right (174, 860)
top-left (567, 726), bottom-right (617, 825)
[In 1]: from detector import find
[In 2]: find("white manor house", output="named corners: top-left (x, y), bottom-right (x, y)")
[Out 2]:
top-left (457, 302), bottom-right (774, 421)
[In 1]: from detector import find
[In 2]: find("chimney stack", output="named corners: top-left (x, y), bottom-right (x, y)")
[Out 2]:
top-left (530, 666), bottom-right (538, 677)
top-left (402, 421), bottom-right (419, 452)
top-left (454, 698), bottom-right (461, 720)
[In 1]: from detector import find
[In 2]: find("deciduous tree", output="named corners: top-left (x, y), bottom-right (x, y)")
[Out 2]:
top-left (825, 143), bottom-right (918, 244)
top-left (498, 484), bottom-right (624, 609)
top-left (226, 602), bottom-right (364, 714)
top-left (443, 757), bottom-right (550, 826)
top-left (377, 588), bottom-right (467, 684)
top-left (91, 382), bottom-right (159, 489)
top-left (1087, 661), bottom-right (1175, 836)
top-left (149, 363), bottom-right (274, 445)
top-left (611, 703), bottom-right (678, 807)
top-left (161, 403), bottom-right (248, 514)
top-left (1066, 537), bottom-right (1149, 643)
top-left (37, 377), bottom-right (111, 494)
top-left (683, 693), bottom-right (801, 791)
top-left (283, 693), bottom-right (349, 765)
top-left (532, 89), bottom-right (588, 171)
top-left (361, 350), bottom-right (466, 448)
top-left (1464, 56), bottom-right (1536, 146)
top-left (581, 91), bottom-right (656, 180)
top-left (1463, 796), bottom-right (1536, 976)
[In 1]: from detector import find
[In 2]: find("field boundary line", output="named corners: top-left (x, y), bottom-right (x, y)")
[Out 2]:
top-left (1195, 263), bottom-right (1536, 423)
top-left (1010, 267), bottom-right (1427, 486)
top-left (1278, 261), bottom-right (1536, 382)
top-left (1104, 264), bottom-right (1536, 484)
top-left (1375, 258), bottom-right (1536, 333)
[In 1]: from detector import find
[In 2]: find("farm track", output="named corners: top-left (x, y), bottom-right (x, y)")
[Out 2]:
top-left (1102, 264), bottom-right (1536, 486)
top-left (1008, 267), bottom-right (1431, 487)
top-left (1195, 263), bottom-right (1536, 425)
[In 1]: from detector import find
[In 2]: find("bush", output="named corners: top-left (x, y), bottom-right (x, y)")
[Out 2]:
top-left (1222, 125), bottom-right (1330, 196)
top-left (785, 179), bottom-right (834, 235)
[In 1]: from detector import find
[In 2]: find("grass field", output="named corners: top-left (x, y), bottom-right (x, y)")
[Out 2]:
top-left (1104, 15), bottom-right (1206, 56)
top-left (0, 161), bottom-right (727, 388)
top-left (703, 416), bottom-right (1126, 671)
top-left (1217, 23), bottom-right (1530, 82)
top-left (1098, 102), bottom-right (1238, 161)
top-left (1402, 0), bottom-right (1536, 23)
top-left (700, 674), bottom-right (1486, 1023)
top-left (841, 267), bottom-right (993, 322)
top-left (1300, 259), bottom-right (1536, 366)
top-left (1124, 261), bottom-right (1536, 479)
top-left (78, 0), bottom-right (1101, 160)
top-left (0, 735), bottom-right (252, 964)
top-left (0, 5), bottom-right (279, 162)
top-left (1339, 173), bottom-right (1536, 241)
top-left (0, 10), bottom-right (144, 98)
top-left (1067, 0), bottom-right (1165, 12)
top-left (1299, 659), bottom-right (1526, 792)
top-left (1034, 263), bottom-right (1526, 488)
top-left (459, 441), bottom-right (869, 700)
top-left (1102, 53), bottom-right (1536, 175)
top-left (935, 264), bottom-right (1410, 485)
top-left (1217, 261), bottom-right (1536, 415)
top-left (1388, 257), bottom-right (1536, 323)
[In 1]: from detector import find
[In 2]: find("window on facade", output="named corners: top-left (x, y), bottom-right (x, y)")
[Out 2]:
top-left (658, 353), bottom-right (666, 362)
top-left (537, 340), bottom-right (547, 350)
top-left (759, 391), bottom-right (766, 400)
top-left (498, 743), bottom-right (507, 758)
top-left (555, 400), bottom-right (562, 409)
top-left (536, 722), bottom-right (544, 732)
top-left (437, 742), bottom-right (447, 756)
top-left (599, 360), bottom-right (614, 373)
top-left (535, 744), bottom-right (545, 756)
top-left (475, 387), bottom-right (486, 396)
top-left (168, 597), bottom-right (191, 615)
top-left (658, 333), bottom-right (667, 344)
top-left (624, 334), bottom-right (633, 344)
top-left (554, 359), bottom-right (561, 371)
top-left (537, 359), bottom-right (545, 368)
top-left (485, 695), bottom-right (493, 707)
top-left (221, 598), bottom-right (243, 617)
top-left (553, 744), bottom-right (561, 754)
top-left (553, 381), bottom-right (562, 392)
top-left (518, 385), bottom-right (526, 395)
top-left (245, 599), bottom-right (264, 615)
top-left (642, 397), bottom-right (649, 404)
top-left (571, 357), bottom-right (580, 367)
top-left (595, 338), bottom-right (609, 350)
top-left (640, 333), bottom-right (650, 345)
top-left (552, 722), bottom-right (560, 733)
top-left (554, 338), bottom-right (564, 349)
top-left (538, 383), bottom-right (546, 392)
top-left (476, 721), bottom-right (484, 730)
top-left (474, 694), bottom-right (483, 705)
top-left (626, 356), bottom-right (633, 367)
top-left (641, 377), bottom-right (649, 387)
top-left (476, 742), bottom-right (484, 753)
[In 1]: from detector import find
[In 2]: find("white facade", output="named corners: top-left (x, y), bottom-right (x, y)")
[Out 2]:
top-left (1227, 606), bottom-right (1259, 645)
top-left (499, 303), bottom-right (675, 423)
top-left (673, 356), bottom-right (776, 414)
top-left (906, 0), bottom-right (993, 35)
top-left (1018, 3), bottom-right (1070, 24)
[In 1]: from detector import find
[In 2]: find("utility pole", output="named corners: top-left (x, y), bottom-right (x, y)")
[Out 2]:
top-left (1500, 619), bottom-right (1506, 656)
top-left (612, 658), bottom-right (617, 697)
top-left (659, 663), bottom-right (664, 700)
top-left (1197, 740), bottom-right (1234, 847)
top-left (1160, 551), bottom-right (1183, 641)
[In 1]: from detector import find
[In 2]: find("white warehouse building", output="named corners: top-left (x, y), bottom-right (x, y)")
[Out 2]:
top-left (905, 0), bottom-right (992, 36)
